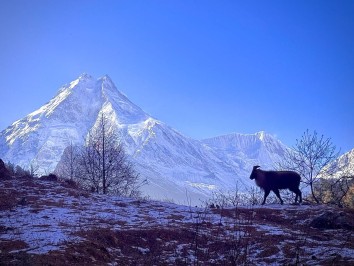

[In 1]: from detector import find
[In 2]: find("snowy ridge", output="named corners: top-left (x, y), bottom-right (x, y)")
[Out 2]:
top-left (202, 131), bottom-right (288, 172)
top-left (323, 148), bottom-right (354, 178)
top-left (0, 74), bottom-right (102, 172)
top-left (0, 74), bottom-right (289, 204)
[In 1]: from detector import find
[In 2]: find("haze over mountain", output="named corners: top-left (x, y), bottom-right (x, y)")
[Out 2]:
top-left (0, 74), bottom-right (290, 204)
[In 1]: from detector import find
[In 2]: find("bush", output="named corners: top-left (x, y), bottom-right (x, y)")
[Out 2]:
top-left (312, 176), bottom-right (354, 208)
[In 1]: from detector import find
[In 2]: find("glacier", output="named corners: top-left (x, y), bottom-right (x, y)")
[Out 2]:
top-left (0, 74), bottom-right (290, 204)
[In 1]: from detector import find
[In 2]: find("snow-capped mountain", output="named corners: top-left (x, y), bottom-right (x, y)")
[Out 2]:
top-left (202, 131), bottom-right (287, 171)
top-left (323, 148), bottom-right (354, 178)
top-left (0, 74), bottom-right (289, 204)
top-left (0, 74), bottom-right (148, 172)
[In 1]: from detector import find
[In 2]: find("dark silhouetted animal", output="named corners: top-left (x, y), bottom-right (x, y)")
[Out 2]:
top-left (39, 173), bottom-right (58, 182)
top-left (249, 166), bottom-right (302, 205)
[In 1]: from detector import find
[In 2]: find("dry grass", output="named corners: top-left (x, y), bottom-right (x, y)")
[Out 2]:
top-left (0, 178), bottom-right (353, 265)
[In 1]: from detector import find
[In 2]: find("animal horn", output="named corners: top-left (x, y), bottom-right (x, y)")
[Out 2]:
top-left (253, 165), bottom-right (260, 170)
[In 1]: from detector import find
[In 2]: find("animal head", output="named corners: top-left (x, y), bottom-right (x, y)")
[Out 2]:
top-left (249, 165), bottom-right (260, 180)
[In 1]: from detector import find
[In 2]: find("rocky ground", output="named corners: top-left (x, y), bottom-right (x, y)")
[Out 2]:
top-left (0, 177), bottom-right (353, 265)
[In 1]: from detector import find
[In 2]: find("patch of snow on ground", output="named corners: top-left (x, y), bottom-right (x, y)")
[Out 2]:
top-left (0, 178), bottom-right (353, 265)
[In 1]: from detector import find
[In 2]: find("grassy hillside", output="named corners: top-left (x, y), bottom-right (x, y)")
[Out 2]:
top-left (0, 177), bottom-right (353, 265)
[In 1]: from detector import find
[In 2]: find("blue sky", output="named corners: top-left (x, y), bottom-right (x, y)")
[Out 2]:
top-left (1, 0), bottom-right (353, 153)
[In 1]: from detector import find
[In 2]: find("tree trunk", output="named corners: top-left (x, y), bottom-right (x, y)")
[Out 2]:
top-left (310, 181), bottom-right (320, 204)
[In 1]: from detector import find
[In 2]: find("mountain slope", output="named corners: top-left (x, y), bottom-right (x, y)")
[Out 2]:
top-left (202, 131), bottom-right (288, 172)
top-left (324, 148), bottom-right (354, 178)
top-left (0, 74), bottom-right (289, 204)
top-left (0, 74), bottom-right (149, 172)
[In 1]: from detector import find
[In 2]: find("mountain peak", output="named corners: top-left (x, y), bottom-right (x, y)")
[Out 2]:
top-left (78, 73), bottom-right (94, 80)
top-left (100, 74), bottom-right (112, 81)
top-left (256, 131), bottom-right (267, 141)
top-left (98, 75), bottom-right (116, 92)
top-left (0, 73), bottom-right (151, 172)
top-left (74, 73), bottom-right (116, 87)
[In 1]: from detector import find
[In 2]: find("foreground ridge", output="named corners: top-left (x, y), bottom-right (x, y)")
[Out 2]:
top-left (1, 177), bottom-right (353, 265)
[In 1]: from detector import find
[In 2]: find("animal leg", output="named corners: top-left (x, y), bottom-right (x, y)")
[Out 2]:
top-left (290, 188), bottom-right (302, 203)
top-left (272, 189), bottom-right (283, 205)
top-left (262, 189), bottom-right (270, 205)
top-left (296, 188), bottom-right (302, 203)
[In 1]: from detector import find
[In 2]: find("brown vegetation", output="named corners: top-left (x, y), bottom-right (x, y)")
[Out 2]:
top-left (0, 177), bottom-right (353, 265)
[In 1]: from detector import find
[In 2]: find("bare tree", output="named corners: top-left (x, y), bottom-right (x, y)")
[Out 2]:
top-left (28, 160), bottom-right (40, 177)
top-left (279, 130), bottom-right (340, 203)
top-left (55, 142), bottom-right (80, 181)
top-left (6, 161), bottom-right (15, 176)
top-left (77, 114), bottom-right (142, 197)
top-left (15, 164), bottom-right (30, 177)
top-left (314, 175), bottom-right (354, 208)
top-left (314, 158), bottom-right (354, 208)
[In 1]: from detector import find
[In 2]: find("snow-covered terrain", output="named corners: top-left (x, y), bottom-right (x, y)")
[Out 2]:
top-left (323, 148), bottom-right (354, 178)
top-left (0, 74), bottom-right (290, 204)
top-left (1, 178), bottom-right (353, 265)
